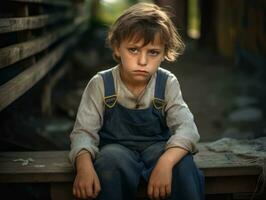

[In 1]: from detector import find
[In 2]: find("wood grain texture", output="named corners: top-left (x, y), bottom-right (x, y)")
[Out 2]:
top-left (0, 143), bottom-right (263, 195)
top-left (0, 34), bottom-right (76, 111)
top-left (9, 0), bottom-right (72, 7)
top-left (0, 12), bottom-right (74, 34)
top-left (0, 23), bottom-right (75, 68)
top-left (0, 17), bottom-right (88, 111)
top-left (0, 144), bottom-right (262, 181)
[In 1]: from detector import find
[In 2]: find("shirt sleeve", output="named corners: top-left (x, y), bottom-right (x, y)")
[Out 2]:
top-left (164, 73), bottom-right (200, 154)
top-left (69, 74), bottom-right (104, 168)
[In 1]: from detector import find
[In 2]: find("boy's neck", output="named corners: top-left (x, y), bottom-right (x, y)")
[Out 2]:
top-left (119, 68), bottom-right (150, 98)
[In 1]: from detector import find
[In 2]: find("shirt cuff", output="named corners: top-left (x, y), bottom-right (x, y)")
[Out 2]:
top-left (165, 137), bottom-right (199, 154)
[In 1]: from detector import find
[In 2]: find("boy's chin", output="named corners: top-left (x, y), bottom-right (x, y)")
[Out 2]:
top-left (132, 76), bottom-right (151, 84)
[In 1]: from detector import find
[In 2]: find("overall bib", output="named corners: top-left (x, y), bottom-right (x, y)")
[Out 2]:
top-left (94, 68), bottom-right (205, 200)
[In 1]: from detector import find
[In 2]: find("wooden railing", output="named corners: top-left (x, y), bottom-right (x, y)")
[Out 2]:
top-left (0, 0), bottom-right (90, 112)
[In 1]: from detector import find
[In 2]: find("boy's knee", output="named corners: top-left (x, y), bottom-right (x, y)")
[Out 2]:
top-left (95, 144), bottom-right (133, 170)
top-left (173, 154), bottom-right (196, 176)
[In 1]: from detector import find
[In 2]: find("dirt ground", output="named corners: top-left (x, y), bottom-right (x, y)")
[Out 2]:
top-left (161, 45), bottom-right (265, 142)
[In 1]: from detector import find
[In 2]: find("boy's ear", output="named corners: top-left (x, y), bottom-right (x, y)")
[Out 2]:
top-left (114, 47), bottom-right (120, 57)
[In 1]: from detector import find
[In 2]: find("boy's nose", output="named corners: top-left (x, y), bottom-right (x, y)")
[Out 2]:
top-left (138, 52), bottom-right (147, 66)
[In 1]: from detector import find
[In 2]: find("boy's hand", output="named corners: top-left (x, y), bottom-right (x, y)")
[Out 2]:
top-left (147, 158), bottom-right (172, 200)
top-left (73, 152), bottom-right (101, 199)
top-left (147, 147), bottom-right (188, 200)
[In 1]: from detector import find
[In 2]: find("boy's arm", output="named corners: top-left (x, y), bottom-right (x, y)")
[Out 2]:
top-left (73, 150), bottom-right (101, 199)
top-left (164, 73), bottom-right (200, 154)
top-left (157, 147), bottom-right (188, 167)
top-left (70, 74), bottom-right (104, 199)
top-left (69, 74), bottom-right (105, 168)
top-left (148, 72), bottom-right (199, 199)
top-left (147, 147), bottom-right (188, 199)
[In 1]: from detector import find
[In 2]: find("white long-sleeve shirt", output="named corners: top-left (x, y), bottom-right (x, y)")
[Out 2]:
top-left (69, 66), bottom-right (200, 166)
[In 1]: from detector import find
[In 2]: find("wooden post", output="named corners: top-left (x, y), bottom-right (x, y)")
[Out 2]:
top-left (15, 3), bottom-right (36, 67)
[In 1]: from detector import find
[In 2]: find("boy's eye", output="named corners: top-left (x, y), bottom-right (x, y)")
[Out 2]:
top-left (149, 50), bottom-right (160, 56)
top-left (128, 48), bottom-right (138, 54)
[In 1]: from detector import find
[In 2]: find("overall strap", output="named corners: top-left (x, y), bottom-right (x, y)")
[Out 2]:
top-left (153, 68), bottom-right (168, 110)
top-left (99, 69), bottom-right (117, 108)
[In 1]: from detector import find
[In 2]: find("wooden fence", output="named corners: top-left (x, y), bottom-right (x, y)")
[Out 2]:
top-left (0, 0), bottom-right (91, 112)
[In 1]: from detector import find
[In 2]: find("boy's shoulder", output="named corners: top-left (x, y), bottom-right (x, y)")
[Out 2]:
top-left (97, 66), bottom-right (117, 76)
top-left (158, 67), bottom-right (171, 75)
top-left (158, 67), bottom-right (177, 80)
top-left (88, 66), bottom-right (117, 84)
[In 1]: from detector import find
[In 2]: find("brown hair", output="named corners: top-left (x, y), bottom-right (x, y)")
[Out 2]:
top-left (107, 3), bottom-right (185, 62)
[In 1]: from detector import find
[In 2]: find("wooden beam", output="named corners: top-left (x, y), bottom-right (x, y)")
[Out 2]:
top-left (9, 0), bottom-right (72, 7)
top-left (0, 16), bottom-right (88, 68)
top-left (0, 149), bottom-right (262, 196)
top-left (0, 33), bottom-right (77, 111)
top-left (0, 12), bottom-right (74, 34)
top-left (0, 19), bottom-right (88, 111)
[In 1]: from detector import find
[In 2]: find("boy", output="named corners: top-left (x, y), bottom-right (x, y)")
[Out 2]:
top-left (69, 3), bottom-right (204, 200)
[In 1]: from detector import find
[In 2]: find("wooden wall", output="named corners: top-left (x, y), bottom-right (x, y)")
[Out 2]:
top-left (0, 0), bottom-right (91, 112)
top-left (215, 0), bottom-right (266, 64)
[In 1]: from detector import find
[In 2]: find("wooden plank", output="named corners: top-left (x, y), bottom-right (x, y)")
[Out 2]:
top-left (0, 33), bottom-right (76, 111)
top-left (0, 12), bottom-right (74, 34)
top-left (0, 151), bottom-right (71, 174)
top-left (195, 143), bottom-right (262, 176)
top-left (0, 16), bottom-right (88, 68)
top-left (9, 0), bottom-right (72, 7)
top-left (0, 20), bottom-right (88, 111)
top-left (15, 3), bottom-right (36, 67)
top-left (0, 146), bottom-right (263, 195)
top-left (0, 147), bottom-right (262, 182)
top-left (0, 151), bottom-right (74, 182)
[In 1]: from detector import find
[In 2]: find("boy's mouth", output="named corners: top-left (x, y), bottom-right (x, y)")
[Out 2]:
top-left (133, 70), bottom-right (149, 75)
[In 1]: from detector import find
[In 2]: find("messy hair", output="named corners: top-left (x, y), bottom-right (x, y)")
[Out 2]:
top-left (107, 3), bottom-right (185, 62)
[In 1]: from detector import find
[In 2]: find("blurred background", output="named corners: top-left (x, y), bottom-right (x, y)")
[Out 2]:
top-left (0, 0), bottom-right (265, 199)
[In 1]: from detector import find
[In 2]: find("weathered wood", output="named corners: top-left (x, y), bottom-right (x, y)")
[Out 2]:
top-left (0, 19), bottom-right (82, 68)
top-left (0, 151), bottom-right (74, 182)
top-left (0, 145), bottom-right (263, 195)
top-left (195, 143), bottom-right (262, 176)
top-left (0, 19), bottom-right (88, 111)
top-left (0, 12), bottom-right (74, 34)
top-left (0, 148), bottom-right (262, 180)
top-left (0, 140), bottom-right (263, 200)
top-left (0, 146), bottom-right (263, 199)
top-left (15, 3), bottom-right (37, 67)
top-left (0, 32), bottom-right (77, 111)
top-left (9, 0), bottom-right (72, 7)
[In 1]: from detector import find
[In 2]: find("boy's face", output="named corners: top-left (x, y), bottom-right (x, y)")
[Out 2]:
top-left (115, 33), bottom-right (165, 86)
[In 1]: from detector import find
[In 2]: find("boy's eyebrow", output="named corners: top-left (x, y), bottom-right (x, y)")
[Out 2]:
top-left (126, 43), bottom-right (163, 50)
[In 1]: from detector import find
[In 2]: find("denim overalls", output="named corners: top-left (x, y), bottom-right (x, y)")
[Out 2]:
top-left (94, 68), bottom-right (205, 200)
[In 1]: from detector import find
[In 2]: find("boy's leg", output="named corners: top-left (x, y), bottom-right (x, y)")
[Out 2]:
top-left (140, 142), bottom-right (205, 200)
top-left (94, 143), bottom-right (143, 200)
top-left (169, 154), bottom-right (205, 200)
top-left (140, 141), bottom-right (166, 181)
